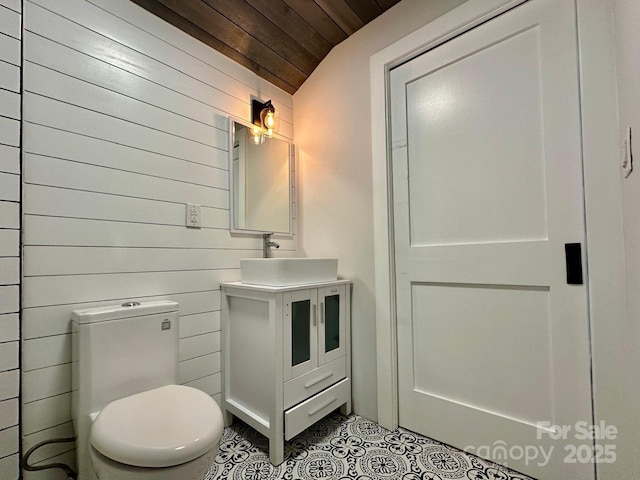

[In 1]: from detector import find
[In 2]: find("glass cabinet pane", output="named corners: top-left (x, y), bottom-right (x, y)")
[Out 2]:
top-left (291, 299), bottom-right (311, 366)
top-left (324, 294), bottom-right (340, 353)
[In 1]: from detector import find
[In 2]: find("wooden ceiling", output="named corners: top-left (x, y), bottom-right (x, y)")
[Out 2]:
top-left (130, 0), bottom-right (402, 94)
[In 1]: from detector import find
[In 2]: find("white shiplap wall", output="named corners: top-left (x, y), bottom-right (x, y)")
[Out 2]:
top-left (0, 0), bottom-right (21, 478)
top-left (21, 0), bottom-right (295, 477)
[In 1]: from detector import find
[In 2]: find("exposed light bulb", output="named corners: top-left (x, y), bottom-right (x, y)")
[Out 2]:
top-left (264, 112), bottom-right (275, 128)
top-left (249, 124), bottom-right (262, 144)
top-left (260, 104), bottom-right (278, 138)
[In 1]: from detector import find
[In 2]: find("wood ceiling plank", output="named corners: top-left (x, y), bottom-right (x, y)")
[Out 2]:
top-left (131, 0), bottom-right (402, 93)
top-left (154, 0), bottom-right (306, 91)
top-left (202, 0), bottom-right (319, 75)
top-left (346, 0), bottom-right (383, 24)
top-left (245, 0), bottom-right (333, 61)
top-left (129, 0), bottom-right (298, 94)
top-left (282, 0), bottom-right (347, 46)
top-left (314, 0), bottom-right (365, 35)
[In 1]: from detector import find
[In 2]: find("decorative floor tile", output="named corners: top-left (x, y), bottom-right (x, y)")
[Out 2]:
top-left (206, 413), bottom-right (535, 480)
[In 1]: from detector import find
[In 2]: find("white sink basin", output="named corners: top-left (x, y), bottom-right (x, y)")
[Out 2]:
top-left (240, 258), bottom-right (338, 286)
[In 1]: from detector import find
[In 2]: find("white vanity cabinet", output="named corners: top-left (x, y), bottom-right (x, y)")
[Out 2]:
top-left (221, 280), bottom-right (351, 465)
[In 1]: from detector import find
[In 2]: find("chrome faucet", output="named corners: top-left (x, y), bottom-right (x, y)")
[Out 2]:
top-left (263, 233), bottom-right (280, 258)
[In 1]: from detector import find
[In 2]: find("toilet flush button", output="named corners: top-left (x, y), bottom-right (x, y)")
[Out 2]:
top-left (161, 319), bottom-right (171, 330)
top-left (121, 302), bottom-right (141, 308)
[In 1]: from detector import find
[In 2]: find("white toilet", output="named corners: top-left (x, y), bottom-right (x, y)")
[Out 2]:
top-left (71, 301), bottom-right (223, 480)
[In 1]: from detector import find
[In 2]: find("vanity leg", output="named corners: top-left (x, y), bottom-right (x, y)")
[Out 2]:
top-left (340, 399), bottom-right (352, 416)
top-left (269, 407), bottom-right (284, 466)
top-left (269, 436), bottom-right (284, 466)
top-left (222, 408), bottom-right (234, 428)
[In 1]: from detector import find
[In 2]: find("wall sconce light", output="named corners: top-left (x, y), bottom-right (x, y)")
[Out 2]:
top-left (251, 99), bottom-right (279, 144)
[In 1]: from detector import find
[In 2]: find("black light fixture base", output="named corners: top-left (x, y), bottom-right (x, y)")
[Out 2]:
top-left (252, 99), bottom-right (273, 126)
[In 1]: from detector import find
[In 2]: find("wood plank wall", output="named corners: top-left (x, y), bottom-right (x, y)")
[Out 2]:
top-left (20, 0), bottom-right (295, 477)
top-left (0, 0), bottom-right (21, 477)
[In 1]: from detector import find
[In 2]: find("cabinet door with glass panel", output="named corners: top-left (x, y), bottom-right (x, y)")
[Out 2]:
top-left (283, 285), bottom-right (347, 381)
top-left (318, 285), bottom-right (346, 366)
top-left (284, 289), bottom-right (318, 380)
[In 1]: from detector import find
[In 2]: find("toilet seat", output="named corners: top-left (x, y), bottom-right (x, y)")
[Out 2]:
top-left (90, 384), bottom-right (223, 468)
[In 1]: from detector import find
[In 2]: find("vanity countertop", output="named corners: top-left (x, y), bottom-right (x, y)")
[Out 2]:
top-left (221, 279), bottom-right (351, 293)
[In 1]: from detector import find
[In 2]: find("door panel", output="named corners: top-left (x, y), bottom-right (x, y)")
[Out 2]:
top-left (406, 27), bottom-right (548, 247)
top-left (411, 282), bottom-right (553, 424)
top-left (390, 0), bottom-right (593, 478)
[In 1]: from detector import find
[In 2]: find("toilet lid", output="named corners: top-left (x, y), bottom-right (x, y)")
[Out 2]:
top-left (90, 384), bottom-right (223, 468)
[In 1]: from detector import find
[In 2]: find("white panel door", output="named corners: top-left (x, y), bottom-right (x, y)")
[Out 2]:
top-left (390, 1), bottom-right (593, 479)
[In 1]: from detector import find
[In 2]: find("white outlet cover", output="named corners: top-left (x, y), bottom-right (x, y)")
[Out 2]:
top-left (186, 203), bottom-right (201, 228)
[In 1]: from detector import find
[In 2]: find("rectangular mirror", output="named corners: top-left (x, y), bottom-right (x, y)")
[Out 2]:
top-left (229, 117), bottom-right (293, 235)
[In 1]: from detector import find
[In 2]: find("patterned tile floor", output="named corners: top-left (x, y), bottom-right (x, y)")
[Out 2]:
top-left (205, 412), bottom-right (535, 480)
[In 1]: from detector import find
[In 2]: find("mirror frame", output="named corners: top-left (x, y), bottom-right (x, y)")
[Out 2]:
top-left (228, 116), bottom-right (294, 236)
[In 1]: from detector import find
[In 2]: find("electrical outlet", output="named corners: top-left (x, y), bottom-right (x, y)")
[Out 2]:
top-left (622, 127), bottom-right (633, 179)
top-left (186, 203), bottom-right (201, 228)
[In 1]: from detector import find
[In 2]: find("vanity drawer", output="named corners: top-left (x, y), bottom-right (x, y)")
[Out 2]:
top-left (284, 378), bottom-right (350, 441)
top-left (284, 356), bottom-right (346, 409)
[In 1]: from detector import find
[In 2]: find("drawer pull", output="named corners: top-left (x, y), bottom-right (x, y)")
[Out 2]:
top-left (304, 372), bottom-right (334, 389)
top-left (308, 396), bottom-right (337, 416)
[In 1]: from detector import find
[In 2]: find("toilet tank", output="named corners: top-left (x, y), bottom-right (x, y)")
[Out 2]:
top-left (72, 301), bottom-right (179, 415)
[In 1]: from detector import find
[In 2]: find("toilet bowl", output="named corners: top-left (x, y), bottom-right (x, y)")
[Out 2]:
top-left (72, 301), bottom-right (223, 480)
top-left (90, 385), bottom-right (223, 480)
top-left (90, 445), bottom-right (217, 480)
